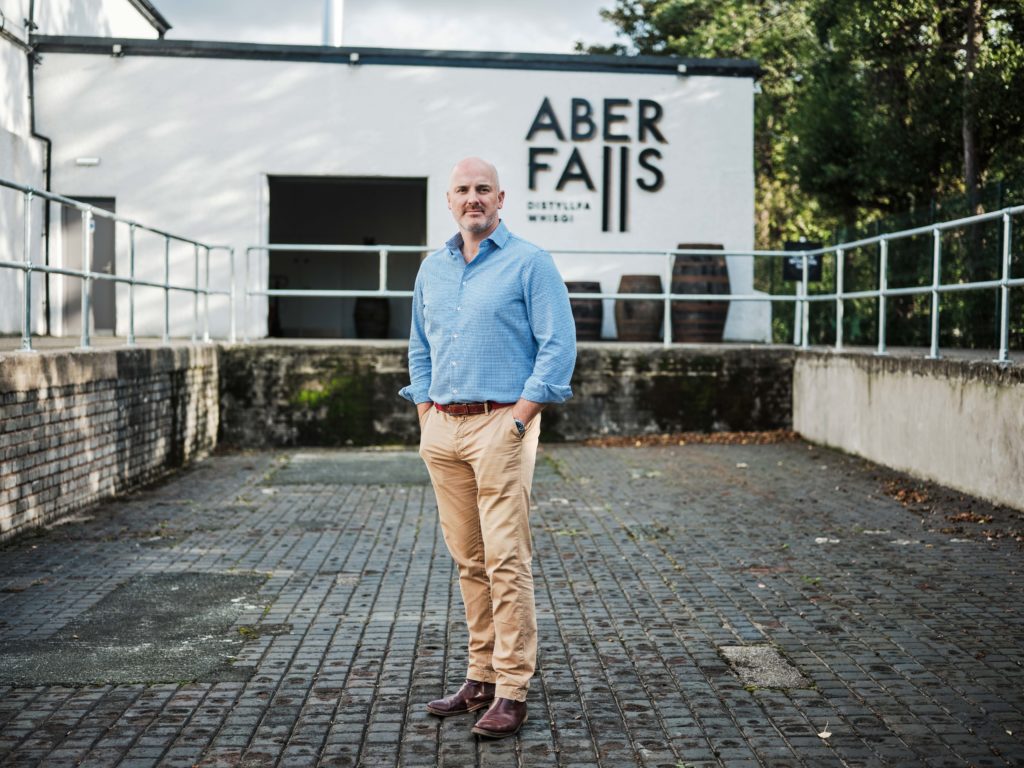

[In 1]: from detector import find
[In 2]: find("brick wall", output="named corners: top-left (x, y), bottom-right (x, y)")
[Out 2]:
top-left (0, 346), bottom-right (219, 540)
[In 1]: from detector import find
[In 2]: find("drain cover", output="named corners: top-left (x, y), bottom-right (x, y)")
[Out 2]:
top-left (721, 645), bottom-right (809, 689)
top-left (0, 572), bottom-right (266, 685)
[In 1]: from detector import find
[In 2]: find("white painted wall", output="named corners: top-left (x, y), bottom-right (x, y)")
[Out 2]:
top-left (1, 0), bottom-right (44, 336)
top-left (794, 352), bottom-right (1024, 512)
top-left (0, 0), bottom-right (162, 335)
top-left (32, 50), bottom-right (762, 341)
top-left (33, 0), bottom-right (161, 38)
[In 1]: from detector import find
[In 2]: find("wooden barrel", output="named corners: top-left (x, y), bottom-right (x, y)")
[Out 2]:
top-left (614, 275), bottom-right (664, 341)
top-left (671, 243), bottom-right (729, 343)
top-left (354, 297), bottom-right (390, 338)
top-left (565, 281), bottom-right (603, 341)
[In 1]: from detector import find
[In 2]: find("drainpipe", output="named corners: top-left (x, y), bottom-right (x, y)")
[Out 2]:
top-left (26, 0), bottom-right (53, 336)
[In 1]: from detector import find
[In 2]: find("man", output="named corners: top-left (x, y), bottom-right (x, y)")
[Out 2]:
top-left (399, 157), bottom-right (576, 739)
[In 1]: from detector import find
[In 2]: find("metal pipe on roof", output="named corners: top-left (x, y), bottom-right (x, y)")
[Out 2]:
top-left (323, 0), bottom-right (344, 47)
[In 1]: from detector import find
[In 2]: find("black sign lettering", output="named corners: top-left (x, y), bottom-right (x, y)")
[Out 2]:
top-left (555, 147), bottom-right (596, 191)
top-left (602, 98), bottom-right (631, 142)
top-left (638, 99), bottom-right (667, 144)
top-left (571, 98), bottom-right (596, 141)
top-left (526, 97), bottom-right (565, 141)
top-left (528, 147), bottom-right (557, 190)
top-left (637, 148), bottom-right (664, 192)
top-left (525, 96), bottom-right (668, 229)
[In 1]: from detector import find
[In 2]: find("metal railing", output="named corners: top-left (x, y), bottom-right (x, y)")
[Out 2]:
top-left (245, 203), bottom-right (1021, 363)
top-left (795, 205), bottom-right (1023, 363)
top-left (7, 178), bottom-right (1012, 359)
top-left (242, 243), bottom-right (428, 342)
top-left (245, 204), bottom-right (1015, 364)
top-left (0, 178), bottom-right (235, 351)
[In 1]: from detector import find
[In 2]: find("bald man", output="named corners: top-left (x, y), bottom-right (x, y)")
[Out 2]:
top-left (399, 157), bottom-right (576, 738)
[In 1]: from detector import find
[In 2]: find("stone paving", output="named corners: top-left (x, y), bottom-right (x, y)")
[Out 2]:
top-left (0, 441), bottom-right (1022, 767)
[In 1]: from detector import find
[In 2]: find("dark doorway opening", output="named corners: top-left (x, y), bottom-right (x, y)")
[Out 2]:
top-left (268, 176), bottom-right (427, 338)
top-left (62, 197), bottom-right (116, 336)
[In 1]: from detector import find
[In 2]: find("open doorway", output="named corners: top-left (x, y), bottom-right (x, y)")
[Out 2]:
top-left (268, 176), bottom-right (427, 338)
top-left (62, 197), bottom-right (116, 337)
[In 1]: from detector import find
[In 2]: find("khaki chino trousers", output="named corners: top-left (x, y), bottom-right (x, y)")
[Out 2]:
top-left (418, 406), bottom-right (540, 702)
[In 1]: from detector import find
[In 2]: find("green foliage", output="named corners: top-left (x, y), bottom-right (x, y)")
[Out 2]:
top-left (588, 0), bottom-right (1024, 349)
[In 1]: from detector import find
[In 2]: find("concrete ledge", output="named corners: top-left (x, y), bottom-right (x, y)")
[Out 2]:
top-left (548, 343), bottom-right (794, 441)
top-left (794, 349), bottom-right (1024, 511)
top-left (0, 345), bottom-right (219, 392)
top-left (217, 342), bottom-right (795, 447)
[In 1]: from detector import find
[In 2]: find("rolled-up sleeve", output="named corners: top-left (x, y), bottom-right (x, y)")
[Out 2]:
top-left (520, 252), bottom-right (576, 403)
top-left (399, 275), bottom-right (433, 403)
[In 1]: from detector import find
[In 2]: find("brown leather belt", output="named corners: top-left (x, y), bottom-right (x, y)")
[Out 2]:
top-left (434, 401), bottom-right (515, 416)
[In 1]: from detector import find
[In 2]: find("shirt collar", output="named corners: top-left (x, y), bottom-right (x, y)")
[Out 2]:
top-left (445, 220), bottom-right (510, 259)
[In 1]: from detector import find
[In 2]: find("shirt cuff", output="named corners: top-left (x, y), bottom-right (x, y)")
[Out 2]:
top-left (521, 377), bottom-right (573, 404)
top-left (399, 384), bottom-right (432, 404)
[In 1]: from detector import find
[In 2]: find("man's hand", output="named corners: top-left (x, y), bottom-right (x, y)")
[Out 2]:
top-left (417, 402), bottom-right (434, 419)
top-left (511, 399), bottom-right (543, 426)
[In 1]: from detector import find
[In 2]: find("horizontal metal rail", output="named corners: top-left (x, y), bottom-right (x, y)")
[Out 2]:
top-left (245, 204), bottom-right (1020, 360)
top-left (8, 175), bottom-right (1014, 359)
top-left (1, 177), bottom-right (236, 351)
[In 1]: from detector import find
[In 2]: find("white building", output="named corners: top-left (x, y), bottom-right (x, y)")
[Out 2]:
top-left (2, 1), bottom-right (766, 342)
top-left (0, 0), bottom-right (167, 337)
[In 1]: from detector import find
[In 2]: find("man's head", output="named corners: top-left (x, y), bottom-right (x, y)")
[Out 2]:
top-left (447, 157), bottom-right (504, 238)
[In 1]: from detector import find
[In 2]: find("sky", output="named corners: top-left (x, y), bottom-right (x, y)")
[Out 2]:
top-left (154, 0), bottom-right (625, 54)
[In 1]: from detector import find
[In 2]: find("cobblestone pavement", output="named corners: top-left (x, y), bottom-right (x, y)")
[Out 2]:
top-left (1, 442), bottom-right (1022, 768)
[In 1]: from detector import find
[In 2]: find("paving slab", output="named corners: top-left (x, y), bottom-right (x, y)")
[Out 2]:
top-left (0, 441), bottom-right (1022, 767)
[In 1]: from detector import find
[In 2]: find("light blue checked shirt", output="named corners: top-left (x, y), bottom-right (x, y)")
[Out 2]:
top-left (399, 221), bottom-right (576, 405)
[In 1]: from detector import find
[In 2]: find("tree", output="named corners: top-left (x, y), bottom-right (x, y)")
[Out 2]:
top-left (793, 0), bottom-right (1024, 224)
top-left (582, 0), bottom-right (829, 248)
top-left (589, 0), bottom-right (1024, 240)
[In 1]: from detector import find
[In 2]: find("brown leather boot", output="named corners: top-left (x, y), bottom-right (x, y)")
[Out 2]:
top-left (425, 679), bottom-right (496, 717)
top-left (471, 697), bottom-right (528, 738)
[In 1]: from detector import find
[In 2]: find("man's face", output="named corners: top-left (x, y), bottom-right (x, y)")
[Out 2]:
top-left (447, 161), bottom-right (505, 237)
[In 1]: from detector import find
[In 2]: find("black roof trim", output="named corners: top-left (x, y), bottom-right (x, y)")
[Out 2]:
top-left (127, 1), bottom-right (171, 36)
top-left (31, 35), bottom-right (760, 78)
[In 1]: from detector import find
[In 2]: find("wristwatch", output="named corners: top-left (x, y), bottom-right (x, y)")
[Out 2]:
top-left (513, 417), bottom-right (526, 437)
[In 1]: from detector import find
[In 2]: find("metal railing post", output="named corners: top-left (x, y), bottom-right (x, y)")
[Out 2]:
top-left (835, 248), bottom-right (844, 350)
top-left (997, 214), bottom-right (1011, 364)
top-left (128, 224), bottom-right (137, 346)
top-left (203, 246), bottom-right (211, 342)
top-left (192, 244), bottom-right (199, 342)
top-left (877, 239), bottom-right (888, 355)
top-left (163, 236), bottom-right (171, 344)
top-left (243, 247), bottom-right (251, 343)
top-left (229, 247), bottom-right (237, 343)
top-left (793, 281), bottom-right (802, 346)
top-left (81, 209), bottom-right (93, 348)
top-left (21, 191), bottom-right (33, 351)
top-left (379, 248), bottom-right (388, 293)
top-left (928, 228), bottom-right (942, 359)
top-left (663, 251), bottom-right (672, 347)
top-left (800, 253), bottom-right (810, 349)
